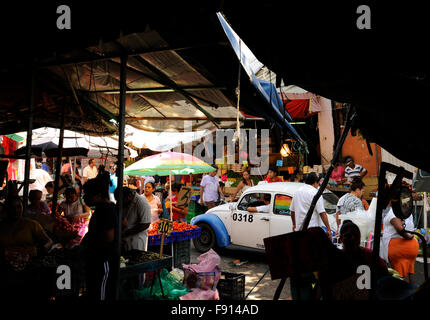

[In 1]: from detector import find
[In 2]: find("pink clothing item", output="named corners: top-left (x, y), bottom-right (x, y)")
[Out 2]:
top-left (331, 166), bottom-right (344, 181)
top-left (146, 195), bottom-right (162, 223)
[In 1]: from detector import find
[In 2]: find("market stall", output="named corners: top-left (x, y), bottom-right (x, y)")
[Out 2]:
top-left (124, 151), bottom-right (215, 268)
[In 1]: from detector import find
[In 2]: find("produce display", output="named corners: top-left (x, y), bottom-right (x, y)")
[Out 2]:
top-left (148, 221), bottom-right (199, 236)
top-left (53, 214), bottom-right (75, 233)
top-left (123, 250), bottom-right (167, 265)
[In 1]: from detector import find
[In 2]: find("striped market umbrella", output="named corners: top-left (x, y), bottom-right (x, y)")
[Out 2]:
top-left (124, 152), bottom-right (215, 177)
top-left (124, 152), bottom-right (215, 220)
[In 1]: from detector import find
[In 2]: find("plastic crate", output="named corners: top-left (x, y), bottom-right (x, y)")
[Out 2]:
top-left (186, 211), bottom-right (196, 224)
top-left (173, 239), bottom-right (191, 268)
top-left (217, 272), bottom-right (245, 300)
top-left (148, 233), bottom-right (175, 246)
top-left (188, 201), bottom-right (206, 215)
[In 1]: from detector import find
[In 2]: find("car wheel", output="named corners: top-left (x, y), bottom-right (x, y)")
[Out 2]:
top-left (193, 222), bottom-right (216, 253)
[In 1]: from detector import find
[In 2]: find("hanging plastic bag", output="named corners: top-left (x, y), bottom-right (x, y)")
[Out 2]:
top-left (339, 209), bottom-right (375, 243)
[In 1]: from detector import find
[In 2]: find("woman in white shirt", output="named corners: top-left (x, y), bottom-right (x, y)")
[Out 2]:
top-left (144, 182), bottom-right (163, 223)
top-left (381, 204), bottom-right (419, 283)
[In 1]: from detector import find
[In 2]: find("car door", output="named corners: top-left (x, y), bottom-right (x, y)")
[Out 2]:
top-left (229, 192), bottom-right (271, 249)
top-left (270, 193), bottom-right (294, 237)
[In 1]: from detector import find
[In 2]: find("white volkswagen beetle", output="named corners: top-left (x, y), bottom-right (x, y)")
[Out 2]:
top-left (191, 182), bottom-right (339, 253)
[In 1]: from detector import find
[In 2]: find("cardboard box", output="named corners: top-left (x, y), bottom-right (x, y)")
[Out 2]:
top-left (176, 186), bottom-right (193, 208)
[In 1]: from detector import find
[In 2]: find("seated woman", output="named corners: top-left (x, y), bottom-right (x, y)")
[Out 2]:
top-left (0, 196), bottom-right (53, 259)
top-left (381, 204), bottom-right (419, 283)
top-left (25, 190), bottom-right (50, 216)
top-left (317, 220), bottom-right (389, 300)
top-left (59, 187), bottom-right (91, 224)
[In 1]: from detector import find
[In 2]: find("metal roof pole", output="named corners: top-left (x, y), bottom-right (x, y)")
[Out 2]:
top-left (114, 53), bottom-right (127, 301)
top-left (22, 67), bottom-right (35, 211)
top-left (300, 105), bottom-right (355, 231)
top-left (51, 104), bottom-right (65, 215)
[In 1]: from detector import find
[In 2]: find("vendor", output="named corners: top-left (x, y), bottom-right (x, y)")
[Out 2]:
top-left (330, 161), bottom-right (345, 184)
top-left (166, 183), bottom-right (188, 221)
top-left (0, 196), bottom-right (53, 258)
top-left (59, 187), bottom-right (91, 223)
top-left (25, 190), bottom-right (50, 216)
top-left (264, 166), bottom-right (283, 183)
top-left (344, 156), bottom-right (367, 183)
top-left (116, 187), bottom-right (151, 251)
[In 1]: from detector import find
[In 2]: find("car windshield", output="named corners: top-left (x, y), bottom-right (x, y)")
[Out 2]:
top-left (322, 192), bottom-right (339, 214)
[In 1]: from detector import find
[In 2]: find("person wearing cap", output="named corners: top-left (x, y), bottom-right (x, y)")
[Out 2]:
top-left (344, 156), bottom-right (367, 183)
top-left (199, 165), bottom-right (225, 209)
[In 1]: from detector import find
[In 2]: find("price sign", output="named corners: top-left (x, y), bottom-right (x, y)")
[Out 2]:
top-left (158, 219), bottom-right (173, 235)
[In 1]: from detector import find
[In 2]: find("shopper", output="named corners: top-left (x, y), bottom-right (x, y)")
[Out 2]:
top-left (29, 162), bottom-right (53, 200)
top-left (381, 204), bottom-right (419, 283)
top-left (82, 159), bottom-right (98, 184)
top-left (144, 182), bottom-right (163, 223)
top-left (344, 156), bottom-right (367, 182)
top-left (61, 159), bottom-right (71, 175)
top-left (264, 166), bottom-right (283, 183)
top-left (116, 187), bottom-right (151, 252)
top-left (231, 169), bottom-right (255, 201)
top-left (108, 163), bottom-right (118, 203)
top-left (290, 172), bottom-right (332, 238)
top-left (335, 177), bottom-right (366, 234)
top-left (81, 176), bottom-right (117, 301)
top-left (199, 165), bottom-right (225, 209)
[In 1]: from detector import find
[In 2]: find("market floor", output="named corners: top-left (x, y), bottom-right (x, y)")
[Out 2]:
top-left (190, 243), bottom-right (292, 300)
top-left (190, 243), bottom-right (429, 300)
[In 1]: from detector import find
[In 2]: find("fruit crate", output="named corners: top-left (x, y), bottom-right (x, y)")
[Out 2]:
top-left (188, 201), bottom-right (206, 215)
top-left (217, 272), bottom-right (245, 300)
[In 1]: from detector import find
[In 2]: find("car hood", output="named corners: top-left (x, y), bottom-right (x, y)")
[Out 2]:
top-left (207, 203), bottom-right (234, 214)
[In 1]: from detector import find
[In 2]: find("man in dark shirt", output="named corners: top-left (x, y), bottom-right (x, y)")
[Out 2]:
top-left (82, 177), bottom-right (118, 301)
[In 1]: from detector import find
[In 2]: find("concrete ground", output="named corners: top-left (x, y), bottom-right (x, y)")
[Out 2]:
top-left (190, 242), bottom-right (429, 300)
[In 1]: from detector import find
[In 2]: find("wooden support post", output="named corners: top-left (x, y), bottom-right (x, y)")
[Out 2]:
top-left (51, 105), bottom-right (65, 215)
top-left (114, 54), bottom-right (127, 300)
top-left (23, 68), bottom-right (35, 211)
top-left (301, 105), bottom-right (355, 231)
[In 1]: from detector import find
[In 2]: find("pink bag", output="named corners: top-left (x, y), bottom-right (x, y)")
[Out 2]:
top-left (183, 265), bottom-right (221, 290)
top-left (183, 249), bottom-right (222, 290)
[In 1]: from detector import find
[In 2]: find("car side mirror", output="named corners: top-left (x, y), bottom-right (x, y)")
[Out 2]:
top-left (229, 203), bottom-right (235, 212)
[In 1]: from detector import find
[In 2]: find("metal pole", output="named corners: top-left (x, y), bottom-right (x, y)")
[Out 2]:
top-left (23, 67), bottom-right (35, 211)
top-left (301, 105), bottom-right (355, 231)
top-left (114, 54), bottom-right (127, 301)
top-left (51, 105), bottom-right (65, 215)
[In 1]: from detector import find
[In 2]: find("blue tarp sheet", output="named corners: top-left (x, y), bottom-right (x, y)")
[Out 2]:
top-left (217, 12), bottom-right (305, 146)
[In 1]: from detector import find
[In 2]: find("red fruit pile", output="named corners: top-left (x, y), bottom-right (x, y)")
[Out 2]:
top-left (148, 220), bottom-right (198, 236)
